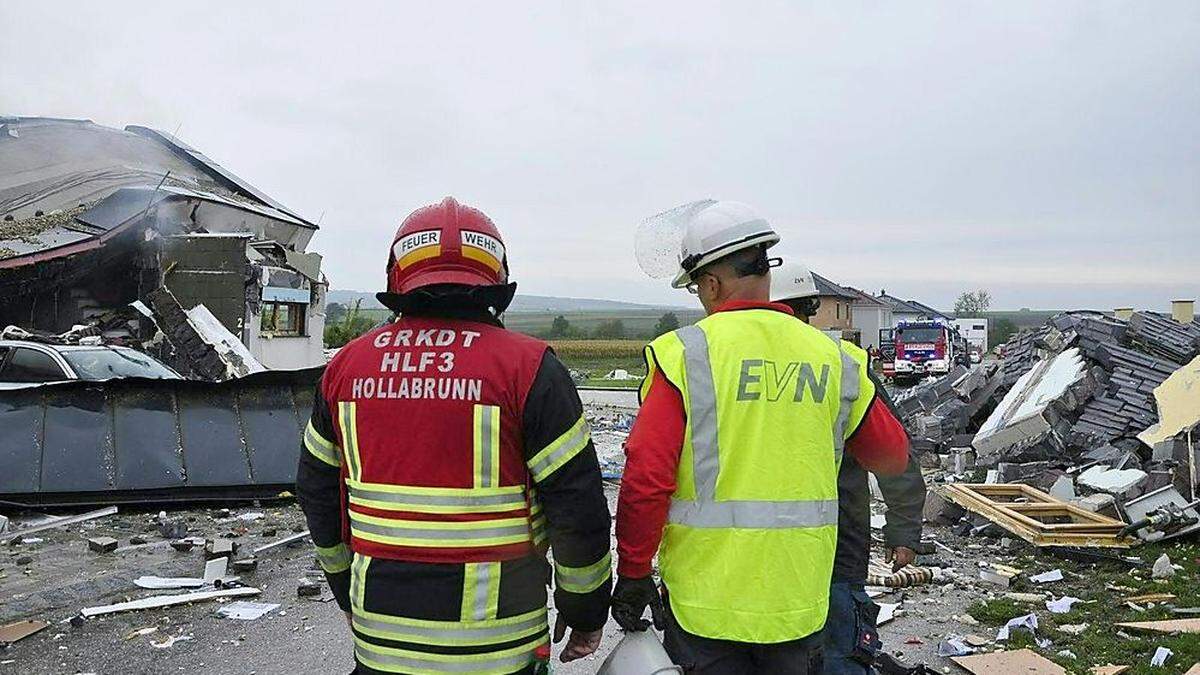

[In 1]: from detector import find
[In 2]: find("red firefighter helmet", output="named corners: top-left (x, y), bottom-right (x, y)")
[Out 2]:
top-left (385, 197), bottom-right (509, 295)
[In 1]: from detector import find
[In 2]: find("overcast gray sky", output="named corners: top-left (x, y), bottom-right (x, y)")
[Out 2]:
top-left (3, 2), bottom-right (1197, 310)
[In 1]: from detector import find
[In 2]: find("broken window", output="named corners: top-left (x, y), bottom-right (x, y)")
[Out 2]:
top-left (1, 347), bottom-right (67, 383)
top-left (260, 301), bottom-right (306, 337)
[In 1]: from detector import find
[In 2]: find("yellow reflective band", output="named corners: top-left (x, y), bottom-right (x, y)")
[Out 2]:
top-left (346, 481), bottom-right (526, 515)
top-left (526, 415), bottom-right (590, 483)
top-left (531, 516), bottom-right (547, 547)
top-left (461, 561), bottom-right (500, 622)
top-left (353, 606), bottom-right (547, 648)
top-left (473, 405), bottom-right (501, 489)
top-left (314, 542), bottom-right (352, 574)
top-left (339, 402), bottom-right (363, 481)
top-left (351, 552), bottom-right (371, 611)
top-left (349, 511), bottom-right (532, 548)
top-left (354, 633), bottom-right (545, 675)
top-left (304, 421), bottom-right (341, 467)
top-left (554, 551), bottom-right (611, 594)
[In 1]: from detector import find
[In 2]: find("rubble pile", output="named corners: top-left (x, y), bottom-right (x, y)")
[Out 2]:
top-left (892, 363), bottom-right (1001, 456)
top-left (910, 308), bottom-right (1200, 542)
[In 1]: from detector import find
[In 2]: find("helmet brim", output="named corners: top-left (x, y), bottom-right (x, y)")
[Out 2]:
top-left (670, 232), bottom-right (781, 288)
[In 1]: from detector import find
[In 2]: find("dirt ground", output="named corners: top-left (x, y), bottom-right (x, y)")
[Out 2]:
top-left (1, 392), bottom-right (1196, 674)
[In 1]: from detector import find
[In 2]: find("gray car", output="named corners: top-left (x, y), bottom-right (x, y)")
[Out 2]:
top-left (0, 340), bottom-right (180, 389)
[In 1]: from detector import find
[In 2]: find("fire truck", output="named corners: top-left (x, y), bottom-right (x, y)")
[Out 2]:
top-left (891, 319), bottom-right (968, 384)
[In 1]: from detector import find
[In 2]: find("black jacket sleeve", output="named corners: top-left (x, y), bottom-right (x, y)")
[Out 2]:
top-left (522, 350), bottom-right (612, 632)
top-left (866, 370), bottom-right (927, 550)
top-left (295, 381), bottom-right (352, 611)
top-left (877, 455), bottom-right (926, 550)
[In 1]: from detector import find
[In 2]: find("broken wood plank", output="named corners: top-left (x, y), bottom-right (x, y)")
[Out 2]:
top-left (0, 619), bottom-right (49, 644)
top-left (952, 648), bottom-right (1067, 675)
top-left (0, 506), bottom-right (117, 543)
top-left (80, 587), bottom-right (260, 618)
top-left (1090, 666), bottom-right (1129, 675)
top-left (1114, 618), bottom-right (1200, 634)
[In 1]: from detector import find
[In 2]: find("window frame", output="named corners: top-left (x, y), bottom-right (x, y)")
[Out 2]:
top-left (260, 301), bottom-right (308, 337)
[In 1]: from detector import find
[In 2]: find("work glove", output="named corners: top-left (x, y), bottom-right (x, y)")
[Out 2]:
top-left (611, 575), bottom-right (665, 632)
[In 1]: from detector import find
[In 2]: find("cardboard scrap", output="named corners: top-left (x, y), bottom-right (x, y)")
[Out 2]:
top-left (1114, 618), bottom-right (1200, 634)
top-left (952, 649), bottom-right (1067, 675)
top-left (1090, 666), bottom-right (1129, 675)
top-left (1183, 663), bottom-right (1200, 675)
top-left (0, 619), bottom-right (49, 644)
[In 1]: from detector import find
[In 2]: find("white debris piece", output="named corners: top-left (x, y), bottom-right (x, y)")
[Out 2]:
top-left (1046, 596), bottom-right (1082, 614)
top-left (216, 601), bottom-right (279, 620)
top-left (1057, 623), bottom-right (1088, 635)
top-left (1150, 646), bottom-right (1173, 667)
top-left (1030, 569), bottom-right (1064, 584)
top-left (876, 603), bottom-right (900, 626)
top-left (184, 304), bottom-right (265, 377)
top-left (1077, 467), bottom-right (1148, 496)
top-left (133, 576), bottom-right (205, 590)
top-left (1151, 554), bottom-right (1176, 579)
top-left (997, 613), bottom-right (1039, 641)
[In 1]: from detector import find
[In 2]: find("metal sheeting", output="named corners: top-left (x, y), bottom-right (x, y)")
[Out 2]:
top-left (0, 368), bottom-right (321, 505)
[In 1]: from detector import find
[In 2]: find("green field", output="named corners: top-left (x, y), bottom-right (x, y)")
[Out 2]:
top-left (549, 339), bottom-right (647, 389)
top-left (355, 308), bottom-right (703, 341)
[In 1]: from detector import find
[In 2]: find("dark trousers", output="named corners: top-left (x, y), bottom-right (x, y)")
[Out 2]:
top-left (662, 596), bottom-right (823, 674)
top-left (821, 581), bottom-right (882, 675)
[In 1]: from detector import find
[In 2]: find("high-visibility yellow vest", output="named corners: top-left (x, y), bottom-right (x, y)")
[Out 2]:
top-left (643, 308), bottom-right (874, 643)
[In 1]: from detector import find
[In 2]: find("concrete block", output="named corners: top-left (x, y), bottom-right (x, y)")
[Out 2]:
top-left (1078, 467), bottom-right (1148, 498)
top-left (1049, 475), bottom-right (1076, 500)
top-left (232, 558), bottom-right (258, 572)
top-left (297, 579), bottom-right (321, 597)
top-left (924, 490), bottom-right (966, 525)
top-left (206, 538), bottom-right (235, 560)
top-left (1075, 493), bottom-right (1118, 518)
top-left (87, 537), bottom-right (118, 554)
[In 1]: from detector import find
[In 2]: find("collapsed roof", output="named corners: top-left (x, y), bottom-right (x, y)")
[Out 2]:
top-left (0, 116), bottom-right (317, 269)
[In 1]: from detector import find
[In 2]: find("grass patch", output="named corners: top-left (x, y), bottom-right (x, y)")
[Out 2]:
top-left (548, 340), bottom-right (647, 389)
top-left (964, 541), bottom-right (1200, 674)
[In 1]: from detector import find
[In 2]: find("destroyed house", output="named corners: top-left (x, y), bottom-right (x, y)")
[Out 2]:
top-left (0, 116), bottom-right (326, 371)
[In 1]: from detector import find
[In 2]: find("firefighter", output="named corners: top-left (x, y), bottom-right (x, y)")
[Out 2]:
top-left (296, 197), bottom-right (612, 674)
top-left (613, 201), bottom-right (911, 673)
top-left (773, 262), bottom-right (927, 674)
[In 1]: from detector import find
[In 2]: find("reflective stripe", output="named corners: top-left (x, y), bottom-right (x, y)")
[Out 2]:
top-left (676, 326), bottom-right (720, 499)
top-left (830, 337), bottom-right (861, 462)
top-left (670, 325), bottom-right (838, 531)
top-left (349, 512), bottom-right (532, 548)
top-left (351, 552), bottom-right (371, 610)
top-left (530, 515), bottom-right (547, 546)
top-left (555, 551), bottom-right (612, 594)
top-left (526, 414), bottom-right (590, 483)
top-left (304, 421), bottom-right (341, 467)
top-left (347, 481), bottom-right (526, 515)
top-left (473, 405), bottom-right (501, 489)
top-left (339, 402), bottom-right (362, 481)
top-left (669, 499), bottom-right (839, 529)
top-left (314, 542), bottom-right (352, 573)
top-left (353, 607), bottom-right (547, 647)
top-left (355, 635), bottom-right (544, 674)
top-left (461, 561), bottom-right (500, 621)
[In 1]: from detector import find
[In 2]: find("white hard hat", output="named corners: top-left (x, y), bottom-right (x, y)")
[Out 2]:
top-left (671, 201), bottom-right (780, 288)
top-left (771, 260), bottom-right (819, 301)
